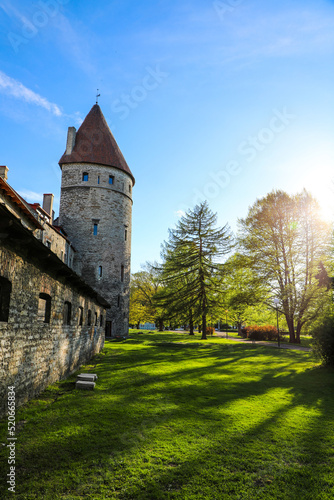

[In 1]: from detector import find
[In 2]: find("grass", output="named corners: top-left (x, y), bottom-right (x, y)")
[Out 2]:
top-left (1, 331), bottom-right (334, 499)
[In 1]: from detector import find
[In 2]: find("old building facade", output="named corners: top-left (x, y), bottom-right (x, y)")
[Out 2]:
top-left (58, 104), bottom-right (135, 336)
top-left (0, 103), bottom-right (134, 416)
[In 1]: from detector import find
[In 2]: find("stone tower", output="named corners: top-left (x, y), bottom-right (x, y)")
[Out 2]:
top-left (58, 104), bottom-right (135, 336)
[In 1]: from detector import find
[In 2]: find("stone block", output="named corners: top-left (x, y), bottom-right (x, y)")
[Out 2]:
top-left (75, 380), bottom-right (95, 390)
top-left (77, 373), bottom-right (98, 381)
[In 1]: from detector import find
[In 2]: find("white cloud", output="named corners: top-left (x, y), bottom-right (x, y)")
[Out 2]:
top-left (17, 189), bottom-right (43, 203)
top-left (0, 71), bottom-right (62, 116)
top-left (175, 209), bottom-right (185, 218)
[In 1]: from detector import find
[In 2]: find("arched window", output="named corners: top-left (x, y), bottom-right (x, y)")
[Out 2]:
top-left (87, 309), bottom-right (92, 326)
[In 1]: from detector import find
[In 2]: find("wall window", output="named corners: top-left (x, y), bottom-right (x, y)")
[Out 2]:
top-left (100, 315), bottom-right (103, 327)
top-left (78, 306), bottom-right (83, 326)
top-left (98, 266), bottom-right (103, 278)
top-left (121, 265), bottom-right (124, 282)
top-left (64, 301), bottom-right (72, 325)
top-left (87, 309), bottom-right (92, 326)
top-left (0, 277), bottom-right (11, 322)
top-left (109, 175), bottom-right (114, 185)
top-left (117, 295), bottom-right (120, 308)
top-left (125, 229), bottom-right (127, 241)
top-left (94, 312), bottom-right (98, 326)
top-left (93, 223), bottom-right (98, 236)
top-left (97, 175), bottom-right (100, 184)
top-left (129, 184), bottom-right (131, 193)
top-left (82, 172), bottom-right (89, 182)
top-left (38, 293), bottom-right (51, 324)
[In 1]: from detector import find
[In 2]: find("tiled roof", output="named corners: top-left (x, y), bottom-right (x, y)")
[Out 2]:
top-left (59, 104), bottom-right (135, 184)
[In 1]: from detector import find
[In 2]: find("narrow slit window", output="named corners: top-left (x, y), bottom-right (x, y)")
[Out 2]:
top-left (97, 175), bottom-right (100, 184)
top-left (78, 306), bottom-right (83, 326)
top-left (121, 265), bottom-right (124, 282)
top-left (94, 312), bottom-right (98, 326)
top-left (93, 223), bottom-right (98, 236)
top-left (64, 301), bottom-right (72, 325)
top-left (87, 309), bottom-right (92, 326)
top-left (117, 295), bottom-right (120, 308)
top-left (82, 172), bottom-right (89, 182)
top-left (0, 277), bottom-right (11, 322)
top-left (38, 293), bottom-right (51, 324)
top-left (98, 266), bottom-right (103, 278)
top-left (100, 315), bottom-right (103, 327)
top-left (109, 175), bottom-right (114, 185)
top-left (129, 184), bottom-right (131, 193)
top-left (125, 229), bottom-right (127, 241)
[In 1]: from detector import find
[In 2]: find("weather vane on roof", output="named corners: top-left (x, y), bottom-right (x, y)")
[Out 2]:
top-left (96, 89), bottom-right (101, 104)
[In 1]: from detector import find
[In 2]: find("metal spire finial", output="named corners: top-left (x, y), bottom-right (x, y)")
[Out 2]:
top-left (96, 89), bottom-right (101, 104)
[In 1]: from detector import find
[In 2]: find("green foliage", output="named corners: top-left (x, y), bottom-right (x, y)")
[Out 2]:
top-left (159, 201), bottom-right (232, 339)
top-left (312, 312), bottom-right (334, 365)
top-left (238, 189), bottom-right (332, 343)
top-left (1, 332), bottom-right (333, 499)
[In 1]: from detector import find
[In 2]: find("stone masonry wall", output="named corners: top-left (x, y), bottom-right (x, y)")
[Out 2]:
top-left (59, 163), bottom-right (133, 336)
top-left (0, 244), bottom-right (106, 418)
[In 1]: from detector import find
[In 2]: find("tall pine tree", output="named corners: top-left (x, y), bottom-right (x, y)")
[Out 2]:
top-left (159, 202), bottom-right (232, 339)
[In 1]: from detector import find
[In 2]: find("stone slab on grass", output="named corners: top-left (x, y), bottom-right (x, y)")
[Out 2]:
top-left (77, 373), bottom-right (98, 381)
top-left (75, 380), bottom-right (96, 390)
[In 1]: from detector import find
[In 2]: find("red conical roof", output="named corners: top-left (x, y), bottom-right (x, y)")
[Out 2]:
top-left (59, 104), bottom-right (135, 184)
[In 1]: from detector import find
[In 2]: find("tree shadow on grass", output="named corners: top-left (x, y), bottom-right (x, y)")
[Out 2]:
top-left (1, 338), bottom-right (333, 499)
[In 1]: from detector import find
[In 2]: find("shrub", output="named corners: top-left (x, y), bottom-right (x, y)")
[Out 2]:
top-left (206, 326), bottom-right (215, 336)
top-left (312, 315), bottom-right (334, 366)
top-left (241, 325), bottom-right (278, 341)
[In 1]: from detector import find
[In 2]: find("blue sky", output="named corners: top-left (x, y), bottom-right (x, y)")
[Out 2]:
top-left (1, 0), bottom-right (334, 272)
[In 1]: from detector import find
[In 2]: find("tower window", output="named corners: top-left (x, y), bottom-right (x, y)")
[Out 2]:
top-left (64, 301), bottom-right (72, 325)
top-left (38, 293), bottom-right (51, 324)
top-left (0, 277), bottom-right (11, 322)
top-left (94, 312), bottom-right (98, 326)
top-left (109, 175), bottom-right (114, 185)
top-left (129, 184), bottom-right (131, 193)
top-left (93, 223), bottom-right (98, 236)
top-left (125, 229), bottom-right (127, 241)
top-left (98, 266), bottom-right (103, 277)
top-left (97, 175), bottom-right (100, 184)
top-left (121, 265), bottom-right (124, 282)
top-left (87, 309), bottom-right (92, 326)
top-left (82, 172), bottom-right (89, 182)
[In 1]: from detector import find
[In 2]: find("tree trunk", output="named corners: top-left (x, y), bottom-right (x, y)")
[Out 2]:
top-left (286, 316), bottom-right (296, 343)
top-left (201, 314), bottom-right (207, 340)
top-left (189, 311), bottom-right (194, 335)
top-left (295, 323), bottom-right (302, 344)
top-left (237, 322), bottom-right (242, 335)
top-left (158, 318), bottom-right (164, 332)
top-left (136, 322), bottom-right (140, 329)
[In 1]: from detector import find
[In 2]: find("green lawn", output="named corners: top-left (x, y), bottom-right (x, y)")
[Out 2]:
top-left (1, 331), bottom-right (334, 499)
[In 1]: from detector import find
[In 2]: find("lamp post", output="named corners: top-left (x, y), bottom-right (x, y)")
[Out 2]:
top-left (225, 310), bottom-right (228, 339)
top-left (273, 298), bottom-right (280, 348)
